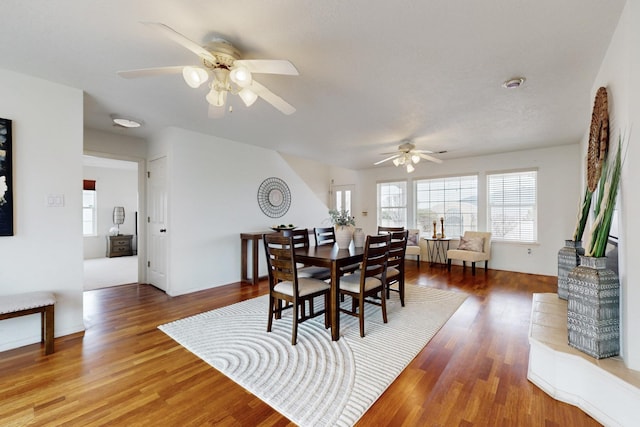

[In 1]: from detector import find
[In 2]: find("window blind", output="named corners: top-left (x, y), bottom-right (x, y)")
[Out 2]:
top-left (487, 170), bottom-right (537, 242)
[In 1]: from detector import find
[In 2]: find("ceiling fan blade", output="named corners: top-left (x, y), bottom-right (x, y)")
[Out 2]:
top-left (250, 80), bottom-right (296, 115)
top-left (117, 66), bottom-right (186, 79)
top-left (418, 153), bottom-right (443, 164)
top-left (234, 59), bottom-right (299, 75)
top-left (413, 149), bottom-right (435, 154)
top-left (374, 154), bottom-right (401, 165)
top-left (142, 22), bottom-right (216, 63)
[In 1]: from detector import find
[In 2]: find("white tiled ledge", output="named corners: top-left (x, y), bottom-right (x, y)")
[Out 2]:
top-left (528, 293), bottom-right (640, 427)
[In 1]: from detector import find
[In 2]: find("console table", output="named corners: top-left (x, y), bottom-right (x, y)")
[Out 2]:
top-left (240, 231), bottom-right (273, 285)
top-left (423, 237), bottom-right (451, 266)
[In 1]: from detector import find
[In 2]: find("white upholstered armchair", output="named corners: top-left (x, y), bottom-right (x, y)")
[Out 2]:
top-left (405, 229), bottom-right (421, 266)
top-left (447, 231), bottom-right (492, 275)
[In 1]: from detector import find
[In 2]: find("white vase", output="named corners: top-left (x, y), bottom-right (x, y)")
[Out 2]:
top-left (353, 228), bottom-right (365, 247)
top-left (335, 226), bottom-right (353, 249)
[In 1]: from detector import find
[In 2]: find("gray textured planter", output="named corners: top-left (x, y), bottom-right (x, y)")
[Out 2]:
top-left (567, 255), bottom-right (619, 359)
top-left (557, 240), bottom-right (584, 300)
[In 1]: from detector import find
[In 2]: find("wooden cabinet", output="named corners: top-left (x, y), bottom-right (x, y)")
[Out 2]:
top-left (106, 235), bottom-right (133, 258)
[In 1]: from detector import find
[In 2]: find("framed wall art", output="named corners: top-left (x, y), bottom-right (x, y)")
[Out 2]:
top-left (0, 117), bottom-right (13, 236)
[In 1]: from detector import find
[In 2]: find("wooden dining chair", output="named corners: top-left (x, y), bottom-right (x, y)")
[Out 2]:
top-left (282, 229), bottom-right (331, 280)
top-left (314, 227), bottom-right (336, 246)
top-left (377, 226), bottom-right (405, 234)
top-left (338, 233), bottom-right (391, 337)
top-left (263, 233), bottom-right (331, 345)
top-left (385, 230), bottom-right (408, 306)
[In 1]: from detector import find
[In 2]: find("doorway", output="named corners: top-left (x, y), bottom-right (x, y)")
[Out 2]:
top-left (82, 154), bottom-right (145, 290)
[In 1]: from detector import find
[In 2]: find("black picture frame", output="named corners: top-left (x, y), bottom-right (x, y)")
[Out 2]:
top-left (0, 118), bottom-right (13, 236)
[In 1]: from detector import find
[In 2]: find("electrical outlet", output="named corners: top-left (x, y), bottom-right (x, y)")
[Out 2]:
top-left (527, 248), bottom-right (532, 255)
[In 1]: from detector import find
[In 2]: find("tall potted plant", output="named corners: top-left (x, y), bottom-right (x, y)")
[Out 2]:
top-left (329, 209), bottom-right (355, 249)
top-left (567, 136), bottom-right (623, 359)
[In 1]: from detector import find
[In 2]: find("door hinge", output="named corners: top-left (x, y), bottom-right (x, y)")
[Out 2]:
top-left (147, 261), bottom-right (150, 267)
top-left (147, 171), bottom-right (150, 178)
top-left (147, 217), bottom-right (150, 223)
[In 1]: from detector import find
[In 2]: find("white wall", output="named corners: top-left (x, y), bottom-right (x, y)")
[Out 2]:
top-left (0, 69), bottom-right (85, 352)
top-left (148, 127), bottom-right (332, 296)
top-left (590, 0), bottom-right (640, 371)
top-left (83, 165), bottom-right (138, 259)
top-left (357, 144), bottom-right (581, 276)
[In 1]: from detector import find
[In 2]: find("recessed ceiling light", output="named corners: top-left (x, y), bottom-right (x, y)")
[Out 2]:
top-left (502, 77), bottom-right (526, 89)
top-left (111, 115), bottom-right (142, 128)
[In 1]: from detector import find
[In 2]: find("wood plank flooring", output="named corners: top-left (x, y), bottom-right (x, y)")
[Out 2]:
top-left (0, 265), bottom-right (600, 426)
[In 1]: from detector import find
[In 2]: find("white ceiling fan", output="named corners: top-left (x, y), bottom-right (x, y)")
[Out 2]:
top-left (117, 22), bottom-right (299, 116)
top-left (374, 140), bottom-right (444, 173)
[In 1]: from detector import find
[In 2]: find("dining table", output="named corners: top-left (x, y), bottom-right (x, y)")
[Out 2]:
top-left (295, 243), bottom-right (364, 341)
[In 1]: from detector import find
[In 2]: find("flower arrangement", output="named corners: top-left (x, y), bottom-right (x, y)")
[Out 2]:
top-left (585, 134), bottom-right (623, 258)
top-left (328, 209), bottom-right (355, 227)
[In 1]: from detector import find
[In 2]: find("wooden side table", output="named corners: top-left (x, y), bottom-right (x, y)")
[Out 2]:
top-left (106, 234), bottom-right (133, 257)
top-left (240, 231), bottom-right (273, 285)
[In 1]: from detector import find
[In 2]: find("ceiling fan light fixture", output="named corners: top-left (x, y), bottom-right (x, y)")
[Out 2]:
top-left (206, 88), bottom-right (227, 107)
top-left (230, 65), bottom-right (252, 88)
top-left (406, 163), bottom-right (415, 173)
top-left (239, 87), bottom-right (258, 107)
top-left (182, 66), bottom-right (209, 88)
top-left (411, 154), bottom-right (421, 164)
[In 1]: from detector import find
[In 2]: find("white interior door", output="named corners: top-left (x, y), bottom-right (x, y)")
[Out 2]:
top-left (147, 157), bottom-right (168, 292)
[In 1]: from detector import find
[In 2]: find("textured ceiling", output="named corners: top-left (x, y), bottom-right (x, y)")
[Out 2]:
top-left (0, 0), bottom-right (626, 170)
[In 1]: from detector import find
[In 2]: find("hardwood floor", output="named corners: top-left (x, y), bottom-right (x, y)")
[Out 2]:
top-left (0, 265), bottom-right (600, 426)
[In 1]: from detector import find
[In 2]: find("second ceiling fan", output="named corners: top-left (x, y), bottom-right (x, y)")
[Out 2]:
top-left (375, 140), bottom-right (444, 173)
top-left (118, 22), bottom-right (299, 116)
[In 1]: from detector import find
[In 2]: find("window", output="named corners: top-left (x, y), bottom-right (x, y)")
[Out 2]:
top-left (415, 175), bottom-right (478, 237)
top-left (377, 181), bottom-right (407, 227)
top-left (487, 170), bottom-right (537, 242)
top-left (83, 180), bottom-right (97, 236)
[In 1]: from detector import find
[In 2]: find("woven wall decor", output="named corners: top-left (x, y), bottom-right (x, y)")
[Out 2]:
top-left (257, 177), bottom-right (291, 218)
top-left (586, 87), bottom-right (609, 192)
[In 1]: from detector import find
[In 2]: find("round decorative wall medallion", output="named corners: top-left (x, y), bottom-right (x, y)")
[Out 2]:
top-left (257, 177), bottom-right (291, 218)
top-left (587, 87), bottom-right (609, 192)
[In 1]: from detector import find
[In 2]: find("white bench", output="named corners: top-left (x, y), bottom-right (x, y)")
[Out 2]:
top-left (0, 292), bottom-right (56, 355)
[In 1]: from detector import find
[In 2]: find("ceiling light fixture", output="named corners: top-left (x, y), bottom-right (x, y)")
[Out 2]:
top-left (502, 77), bottom-right (526, 89)
top-left (111, 115), bottom-right (142, 128)
top-left (182, 66), bottom-right (209, 88)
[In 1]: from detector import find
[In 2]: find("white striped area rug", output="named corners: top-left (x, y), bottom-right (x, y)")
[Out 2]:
top-left (159, 285), bottom-right (467, 426)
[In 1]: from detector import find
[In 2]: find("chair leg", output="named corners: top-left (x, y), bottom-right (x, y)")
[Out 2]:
top-left (324, 293), bottom-right (331, 329)
top-left (472, 262), bottom-right (476, 275)
top-left (358, 296), bottom-right (365, 338)
top-left (267, 295), bottom-right (275, 332)
top-left (399, 278), bottom-right (405, 307)
top-left (292, 301), bottom-right (299, 345)
top-left (381, 289), bottom-right (388, 324)
top-left (416, 255), bottom-right (419, 267)
top-left (447, 259), bottom-right (452, 271)
top-left (485, 260), bottom-right (489, 271)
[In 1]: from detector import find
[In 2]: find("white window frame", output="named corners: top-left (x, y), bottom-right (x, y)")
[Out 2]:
top-left (487, 169), bottom-right (538, 243)
top-left (83, 189), bottom-right (97, 236)
top-left (377, 181), bottom-right (407, 227)
top-left (414, 174), bottom-right (478, 237)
